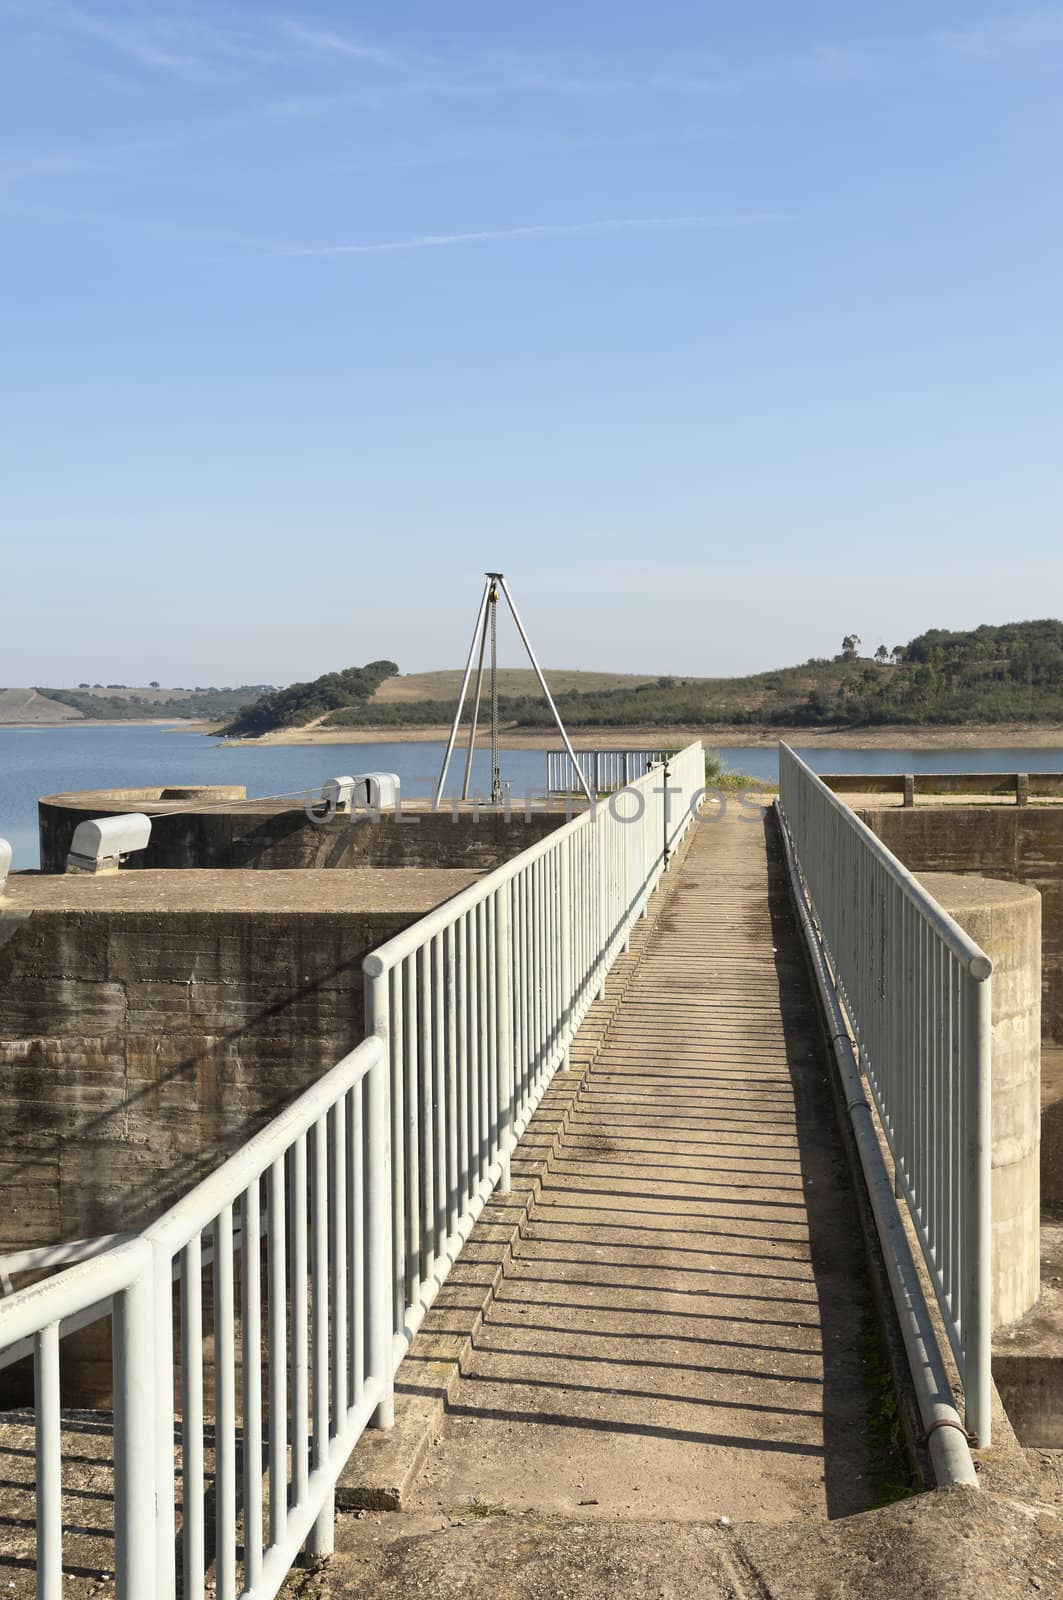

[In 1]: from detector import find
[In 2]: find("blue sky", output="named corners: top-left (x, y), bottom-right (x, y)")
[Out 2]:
top-left (1, 2), bottom-right (1061, 685)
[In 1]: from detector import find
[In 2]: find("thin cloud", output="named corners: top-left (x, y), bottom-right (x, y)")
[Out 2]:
top-left (936, 7), bottom-right (1063, 58)
top-left (60, 8), bottom-right (197, 72)
top-left (4, 2), bottom-right (277, 82)
top-left (274, 18), bottom-right (404, 69)
top-left (284, 213), bottom-right (783, 258)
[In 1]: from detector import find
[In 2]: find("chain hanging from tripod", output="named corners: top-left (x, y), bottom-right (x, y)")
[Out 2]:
top-left (489, 579), bottom-right (501, 803)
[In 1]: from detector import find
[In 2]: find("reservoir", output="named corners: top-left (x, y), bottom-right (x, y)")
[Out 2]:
top-left (2, 723), bottom-right (1062, 869)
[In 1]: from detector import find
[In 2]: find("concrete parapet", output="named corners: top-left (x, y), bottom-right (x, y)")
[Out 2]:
top-left (859, 804), bottom-right (1063, 1046)
top-left (38, 788), bottom-right (568, 874)
top-left (918, 871), bottom-right (1042, 1328)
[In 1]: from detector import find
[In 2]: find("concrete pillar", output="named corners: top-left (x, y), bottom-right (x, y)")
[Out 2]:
top-left (919, 872), bottom-right (1041, 1328)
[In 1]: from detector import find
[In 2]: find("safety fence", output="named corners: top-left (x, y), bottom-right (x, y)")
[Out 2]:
top-left (0, 1034), bottom-right (391, 1600)
top-left (777, 743), bottom-right (992, 1443)
top-left (365, 740), bottom-right (704, 1356)
top-left (0, 743), bottom-right (705, 1598)
top-left (545, 747), bottom-right (670, 795)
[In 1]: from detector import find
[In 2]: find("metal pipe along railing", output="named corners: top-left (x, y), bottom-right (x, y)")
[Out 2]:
top-left (777, 742), bottom-right (992, 1446)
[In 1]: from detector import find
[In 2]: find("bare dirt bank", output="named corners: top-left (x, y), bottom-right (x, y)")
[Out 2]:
top-left (214, 721), bottom-right (1063, 751)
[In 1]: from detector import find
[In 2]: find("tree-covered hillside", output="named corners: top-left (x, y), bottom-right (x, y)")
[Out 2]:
top-left (220, 661), bottom-right (398, 736)
top-left (36, 685), bottom-right (277, 722)
top-left (322, 621), bottom-right (1063, 729)
top-left (218, 622), bottom-right (1063, 737)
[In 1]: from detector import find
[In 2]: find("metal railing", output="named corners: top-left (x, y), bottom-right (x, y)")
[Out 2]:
top-left (0, 743), bottom-right (705, 1596)
top-left (546, 748), bottom-right (670, 795)
top-left (818, 770), bottom-right (1063, 806)
top-left (367, 741), bottom-right (705, 1358)
top-left (1, 1035), bottom-right (392, 1600)
top-left (778, 743), bottom-right (992, 1443)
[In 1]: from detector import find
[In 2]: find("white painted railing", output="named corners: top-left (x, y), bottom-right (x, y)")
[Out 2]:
top-left (546, 747), bottom-right (670, 794)
top-left (366, 741), bottom-right (705, 1359)
top-left (0, 1036), bottom-right (392, 1600)
top-left (0, 743), bottom-right (705, 1597)
top-left (778, 743), bottom-right (993, 1444)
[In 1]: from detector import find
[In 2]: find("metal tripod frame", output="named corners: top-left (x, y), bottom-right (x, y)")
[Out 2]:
top-left (433, 572), bottom-right (594, 809)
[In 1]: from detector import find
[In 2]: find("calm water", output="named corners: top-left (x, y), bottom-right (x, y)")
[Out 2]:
top-left (1, 725), bottom-right (1062, 870)
top-left (0, 726), bottom-right (553, 869)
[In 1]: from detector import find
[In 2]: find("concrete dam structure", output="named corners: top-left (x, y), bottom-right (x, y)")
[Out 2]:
top-left (1, 748), bottom-right (1062, 1599)
top-left (2, 784), bottom-right (572, 1407)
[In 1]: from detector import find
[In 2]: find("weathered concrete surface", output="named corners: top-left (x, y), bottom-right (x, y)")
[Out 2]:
top-left (994, 1215), bottom-right (1063, 1447)
top-left (859, 803), bottom-right (1063, 1043)
top-left (1045, 1045), bottom-right (1063, 1207)
top-left (1, 1412), bottom-right (1059, 1600)
top-left (393, 810), bottom-right (881, 1527)
top-left (281, 1487), bottom-right (1063, 1600)
top-left (918, 871), bottom-right (1042, 1328)
top-left (0, 867), bottom-right (478, 1248)
top-left (38, 789), bottom-right (569, 874)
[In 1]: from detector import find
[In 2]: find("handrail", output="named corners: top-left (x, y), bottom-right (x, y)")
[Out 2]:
top-left (0, 1237), bottom-right (146, 1348)
top-left (367, 749), bottom-right (698, 976)
top-left (777, 741), bottom-right (992, 1447)
top-left (780, 754), bottom-right (991, 974)
top-left (366, 742), bottom-right (705, 1358)
top-left (0, 1035), bottom-right (393, 1599)
top-left (143, 1039), bottom-right (379, 1254)
top-left (776, 801), bottom-right (978, 1487)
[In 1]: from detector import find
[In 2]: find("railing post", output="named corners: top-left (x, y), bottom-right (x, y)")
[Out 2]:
top-left (150, 1241), bottom-right (177, 1599)
top-left (34, 1325), bottom-right (62, 1600)
top-left (596, 812), bottom-right (607, 1000)
top-left (559, 840), bottom-right (572, 1067)
top-left (496, 885), bottom-right (514, 1191)
top-left (964, 971), bottom-right (993, 1447)
top-left (113, 1248), bottom-right (156, 1600)
top-left (366, 989), bottom-right (395, 1429)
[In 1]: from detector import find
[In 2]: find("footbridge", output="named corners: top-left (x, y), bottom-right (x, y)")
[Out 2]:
top-left (1, 743), bottom-right (1056, 1599)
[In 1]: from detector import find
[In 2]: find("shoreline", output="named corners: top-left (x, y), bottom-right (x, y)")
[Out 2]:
top-left (0, 717), bottom-right (201, 732)
top-left (4, 717), bottom-right (1063, 752)
top-left (211, 721), bottom-right (1063, 751)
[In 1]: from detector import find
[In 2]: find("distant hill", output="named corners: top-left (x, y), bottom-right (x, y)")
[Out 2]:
top-left (374, 668), bottom-right (663, 703)
top-left (218, 621), bottom-right (1063, 737)
top-left (1, 685), bottom-right (277, 725)
top-left (0, 688), bottom-right (82, 724)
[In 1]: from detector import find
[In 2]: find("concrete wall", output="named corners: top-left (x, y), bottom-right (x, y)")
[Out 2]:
top-left (1, 902), bottom-right (409, 1247)
top-left (859, 807), bottom-right (1063, 1044)
top-left (0, 870), bottom-right (477, 1402)
top-left (39, 789), bottom-right (567, 874)
top-left (1044, 1047), bottom-right (1063, 1209)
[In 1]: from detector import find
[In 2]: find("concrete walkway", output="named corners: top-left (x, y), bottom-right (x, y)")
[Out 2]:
top-left (402, 807), bottom-right (877, 1527)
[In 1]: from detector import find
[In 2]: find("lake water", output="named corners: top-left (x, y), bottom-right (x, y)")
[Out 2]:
top-left (1, 725), bottom-right (1062, 870)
